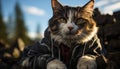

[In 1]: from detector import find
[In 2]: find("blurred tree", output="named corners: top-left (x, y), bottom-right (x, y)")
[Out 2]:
top-left (0, 0), bottom-right (8, 43)
top-left (7, 14), bottom-right (15, 40)
top-left (35, 23), bottom-right (42, 41)
top-left (14, 2), bottom-right (31, 45)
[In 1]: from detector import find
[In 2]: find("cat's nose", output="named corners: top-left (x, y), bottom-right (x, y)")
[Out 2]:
top-left (68, 26), bottom-right (74, 31)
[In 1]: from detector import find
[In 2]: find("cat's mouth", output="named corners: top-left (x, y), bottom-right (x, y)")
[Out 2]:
top-left (64, 31), bottom-right (78, 40)
top-left (63, 29), bottom-right (83, 40)
top-left (66, 32), bottom-right (76, 35)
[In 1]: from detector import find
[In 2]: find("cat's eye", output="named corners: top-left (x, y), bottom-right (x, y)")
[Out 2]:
top-left (58, 18), bottom-right (66, 23)
top-left (76, 18), bottom-right (88, 25)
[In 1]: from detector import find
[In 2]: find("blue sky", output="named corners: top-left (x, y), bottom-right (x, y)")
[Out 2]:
top-left (1, 0), bottom-right (120, 38)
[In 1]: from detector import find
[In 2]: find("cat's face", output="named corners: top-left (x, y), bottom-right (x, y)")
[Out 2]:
top-left (49, 0), bottom-right (98, 45)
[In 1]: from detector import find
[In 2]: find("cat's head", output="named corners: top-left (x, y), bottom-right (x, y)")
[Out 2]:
top-left (49, 0), bottom-right (98, 45)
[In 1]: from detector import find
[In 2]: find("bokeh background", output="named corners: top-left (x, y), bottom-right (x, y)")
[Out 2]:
top-left (0, 0), bottom-right (120, 69)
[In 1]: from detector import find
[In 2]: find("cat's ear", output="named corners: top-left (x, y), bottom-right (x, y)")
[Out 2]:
top-left (83, 0), bottom-right (94, 14)
top-left (51, 0), bottom-right (63, 13)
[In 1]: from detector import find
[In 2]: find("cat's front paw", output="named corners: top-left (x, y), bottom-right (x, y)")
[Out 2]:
top-left (77, 55), bottom-right (97, 69)
top-left (47, 59), bottom-right (67, 69)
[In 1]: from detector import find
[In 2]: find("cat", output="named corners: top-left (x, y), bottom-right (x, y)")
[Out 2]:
top-left (47, 0), bottom-right (98, 69)
top-left (20, 0), bottom-right (107, 69)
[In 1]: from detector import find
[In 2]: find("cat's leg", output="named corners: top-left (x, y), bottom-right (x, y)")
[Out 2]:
top-left (47, 59), bottom-right (67, 69)
top-left (77, 55), bottom-right (97, 69)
